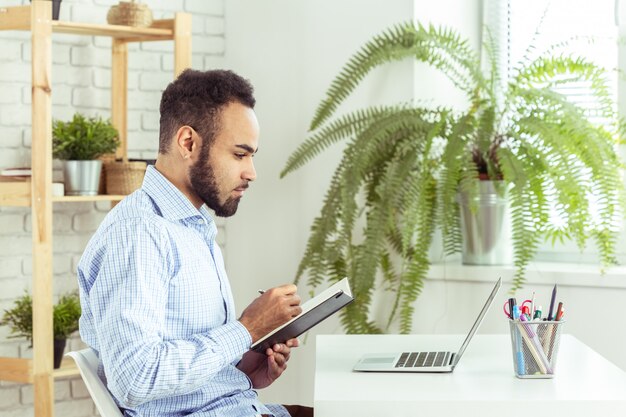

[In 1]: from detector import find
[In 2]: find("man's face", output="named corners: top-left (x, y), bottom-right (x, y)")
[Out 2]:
top-left (189, 101), bottom-right (259, 217)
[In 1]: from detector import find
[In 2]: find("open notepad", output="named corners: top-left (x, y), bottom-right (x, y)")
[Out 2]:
top-left (250, 277), bottom-right (354, 352)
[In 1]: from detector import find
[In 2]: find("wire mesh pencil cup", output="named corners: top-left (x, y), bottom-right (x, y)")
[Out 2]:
top-left (509, 320), bottom-right (564, 379)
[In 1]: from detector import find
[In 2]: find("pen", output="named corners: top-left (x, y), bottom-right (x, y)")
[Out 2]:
top-left (530, 291), bottom-right (535, 320)
top-left (548, 302), bottom-right (564, 361)
top-left (547, 284), bottom-right (557, 321)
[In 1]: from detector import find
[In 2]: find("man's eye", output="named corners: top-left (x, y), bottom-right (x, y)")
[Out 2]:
top-left (235, 153), bottom-right (246, 159)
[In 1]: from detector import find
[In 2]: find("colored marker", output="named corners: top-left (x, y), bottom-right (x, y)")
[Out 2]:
top-left (512, 305), bottom-right (524, 375)
top-left (556, 303), bottom-right (564, 321)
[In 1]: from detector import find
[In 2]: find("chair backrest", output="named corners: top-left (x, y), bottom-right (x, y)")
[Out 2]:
top-left (66, 348), bottom-right (124, 417)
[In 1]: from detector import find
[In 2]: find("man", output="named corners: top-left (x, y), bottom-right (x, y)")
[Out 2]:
top-left (77, 69), bottom-right (313, 417)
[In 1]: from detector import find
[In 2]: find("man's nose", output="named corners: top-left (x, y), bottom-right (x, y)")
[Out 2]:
top-left (243, 158), bottom-right (256, 182)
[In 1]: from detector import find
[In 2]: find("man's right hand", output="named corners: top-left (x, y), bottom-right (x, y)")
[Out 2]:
top-left (239, 284), bottom-right (302, 343)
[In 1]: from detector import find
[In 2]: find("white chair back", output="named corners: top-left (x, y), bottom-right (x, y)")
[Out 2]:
top-left (66, 348), bottom-right (123, 417)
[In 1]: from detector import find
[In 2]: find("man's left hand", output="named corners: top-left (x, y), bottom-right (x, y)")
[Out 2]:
top-left (237, 338), bottom-right (299, 388)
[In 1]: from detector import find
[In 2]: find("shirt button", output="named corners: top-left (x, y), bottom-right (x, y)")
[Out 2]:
top-left (197, 219), bottom-right (205, 225)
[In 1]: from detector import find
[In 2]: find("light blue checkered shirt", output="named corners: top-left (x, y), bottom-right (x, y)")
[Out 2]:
top-left (78, 165), bottom-right (288, 417)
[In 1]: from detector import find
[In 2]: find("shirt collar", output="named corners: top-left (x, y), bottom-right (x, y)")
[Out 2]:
top-left (142, 165), bottom-right (214, 225)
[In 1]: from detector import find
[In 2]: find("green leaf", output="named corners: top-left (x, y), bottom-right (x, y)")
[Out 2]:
top-left (52, 113), bottom-right (119, 160)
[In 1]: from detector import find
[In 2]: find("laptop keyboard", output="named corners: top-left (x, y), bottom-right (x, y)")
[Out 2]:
top-left (395, 351), bottom-right (451, 368)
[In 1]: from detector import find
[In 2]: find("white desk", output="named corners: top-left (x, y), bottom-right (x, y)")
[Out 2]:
top-left (314, 334), bottom-right (626, 417)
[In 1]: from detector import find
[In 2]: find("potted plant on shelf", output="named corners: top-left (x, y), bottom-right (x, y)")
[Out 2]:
top-left (0, 291), bottom-right (81, 369)
top-left (53, 113), bottom-right (119, 196)
top-left (281, 22), bottom-right (625, 334)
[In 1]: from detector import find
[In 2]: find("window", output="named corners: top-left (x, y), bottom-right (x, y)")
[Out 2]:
top-left (484, 0), bottom-right (626, 264)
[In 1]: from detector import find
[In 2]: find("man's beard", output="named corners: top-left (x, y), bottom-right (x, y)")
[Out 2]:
top-left (189, 152), bottom-right (243, 217)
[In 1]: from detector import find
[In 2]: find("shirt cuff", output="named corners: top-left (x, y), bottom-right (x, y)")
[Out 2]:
top-left (208, 320), bottom-right (252, 362)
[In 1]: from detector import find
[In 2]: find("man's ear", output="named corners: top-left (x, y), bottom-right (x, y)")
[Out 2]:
top-left (174, 126), bottom-right (197, 160)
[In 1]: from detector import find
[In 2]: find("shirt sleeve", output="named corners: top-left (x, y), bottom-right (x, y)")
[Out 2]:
top-left (265, 403), bottom-right (292, 417)
top-left (80, 219), bottom-right (252, 408)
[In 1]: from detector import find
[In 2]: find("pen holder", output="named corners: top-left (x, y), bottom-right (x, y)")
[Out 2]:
top-left (508, 320), bottom-right (564, 379)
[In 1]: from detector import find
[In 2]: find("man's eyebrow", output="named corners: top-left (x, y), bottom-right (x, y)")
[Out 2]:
top-left (235, 144), bottom-right (258, 154)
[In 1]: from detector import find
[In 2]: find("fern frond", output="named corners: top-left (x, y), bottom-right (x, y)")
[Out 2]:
top-left (281, 105), bottom-right (410, 177)
top-left (437, 113), bottom-right (476, 255)
top-left (398, 172), bottom-right (437, 333)
top-left (310, 21), bottom-right (483, 129)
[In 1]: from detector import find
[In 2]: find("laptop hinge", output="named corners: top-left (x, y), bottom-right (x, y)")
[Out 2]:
top-left (449, 352), bottom-right (457, 366)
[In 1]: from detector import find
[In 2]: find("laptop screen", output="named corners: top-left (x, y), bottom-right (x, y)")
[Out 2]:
top-left (453, 277), bottom-right (502, 366)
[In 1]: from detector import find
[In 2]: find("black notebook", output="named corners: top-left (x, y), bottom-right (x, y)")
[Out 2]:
top-left (250, 278), bottom-right (353, 352)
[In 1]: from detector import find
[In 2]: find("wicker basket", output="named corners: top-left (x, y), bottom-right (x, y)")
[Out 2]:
top-left (105, 161), bottom-right (147, 195)
top-left (98, 154), bottom-right (117, 195)
top-left (107, 1), bottom-right (153, 28)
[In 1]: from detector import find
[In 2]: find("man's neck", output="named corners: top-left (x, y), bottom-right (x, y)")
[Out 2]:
top-left (155, 156), bottom-right (203, 209)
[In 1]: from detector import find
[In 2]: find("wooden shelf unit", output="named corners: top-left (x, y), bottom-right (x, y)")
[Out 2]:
top-left (0, 3), bottom-right (191, 417)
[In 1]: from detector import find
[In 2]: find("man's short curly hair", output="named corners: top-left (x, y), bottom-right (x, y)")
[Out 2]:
top-left (158, 69), bottom-right (256, 154)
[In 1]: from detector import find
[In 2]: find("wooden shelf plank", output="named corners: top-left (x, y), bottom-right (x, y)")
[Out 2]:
top-left (0, 180), bottom-right (31, 206)
top-left (0, 357), bottom-right (33, 383)
top-left (52, 20), bottom-right (173, 41)
top-left (0, 181), bottom-right (128, 205)
top-left (0, 357), bottom-right (80, 382)
top-left (1, 6), bottom-right (175, 41)
top-left (52, 358), bottom-right (80, 379)
top-left (53, 194), bottom-right (126, 203)
top-left (0, 5), bottom-right (30, 31)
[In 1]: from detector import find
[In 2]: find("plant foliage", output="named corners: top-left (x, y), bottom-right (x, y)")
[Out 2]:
top-left (0, 291), bottom-right (81, 344)
top-left (52, 113), bottom-right (119, 160)
top-left (281, 22), bottom-right (625, 334)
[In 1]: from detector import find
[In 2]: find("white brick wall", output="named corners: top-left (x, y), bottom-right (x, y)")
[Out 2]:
top-left (0, 0), bottom-right (226, 415)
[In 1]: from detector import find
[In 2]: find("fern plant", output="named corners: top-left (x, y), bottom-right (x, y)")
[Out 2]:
top-left (281, 22), bottom-right (625, 334)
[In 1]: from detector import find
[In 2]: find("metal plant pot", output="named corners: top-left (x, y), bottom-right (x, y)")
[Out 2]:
top-left (62, 160), bottom-right (102, 196)
top-left (53, 338), bottom-right (66, 369)
top-left (51, 0), bottom-right (61, 20)
top-left (458, 180), bottom-right (513, 265)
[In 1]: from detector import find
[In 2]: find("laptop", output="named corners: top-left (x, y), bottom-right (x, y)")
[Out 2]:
top-left (353, 277), bottom-right (501, 373)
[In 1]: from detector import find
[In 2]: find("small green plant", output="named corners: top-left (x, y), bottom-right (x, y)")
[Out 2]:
top-left (52, 113), bottom-right (119, 160)
top-left (0, 291), bottom-right (81, 344)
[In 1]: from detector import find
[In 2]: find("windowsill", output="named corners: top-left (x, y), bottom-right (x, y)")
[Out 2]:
top-left (427, 260), bottom-right (626, 289)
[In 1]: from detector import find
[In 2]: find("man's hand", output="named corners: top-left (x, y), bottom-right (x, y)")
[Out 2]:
top-left (239, 284), bottom-right (302, 343)
top-left (237, 338), bottom-right (299, 388)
